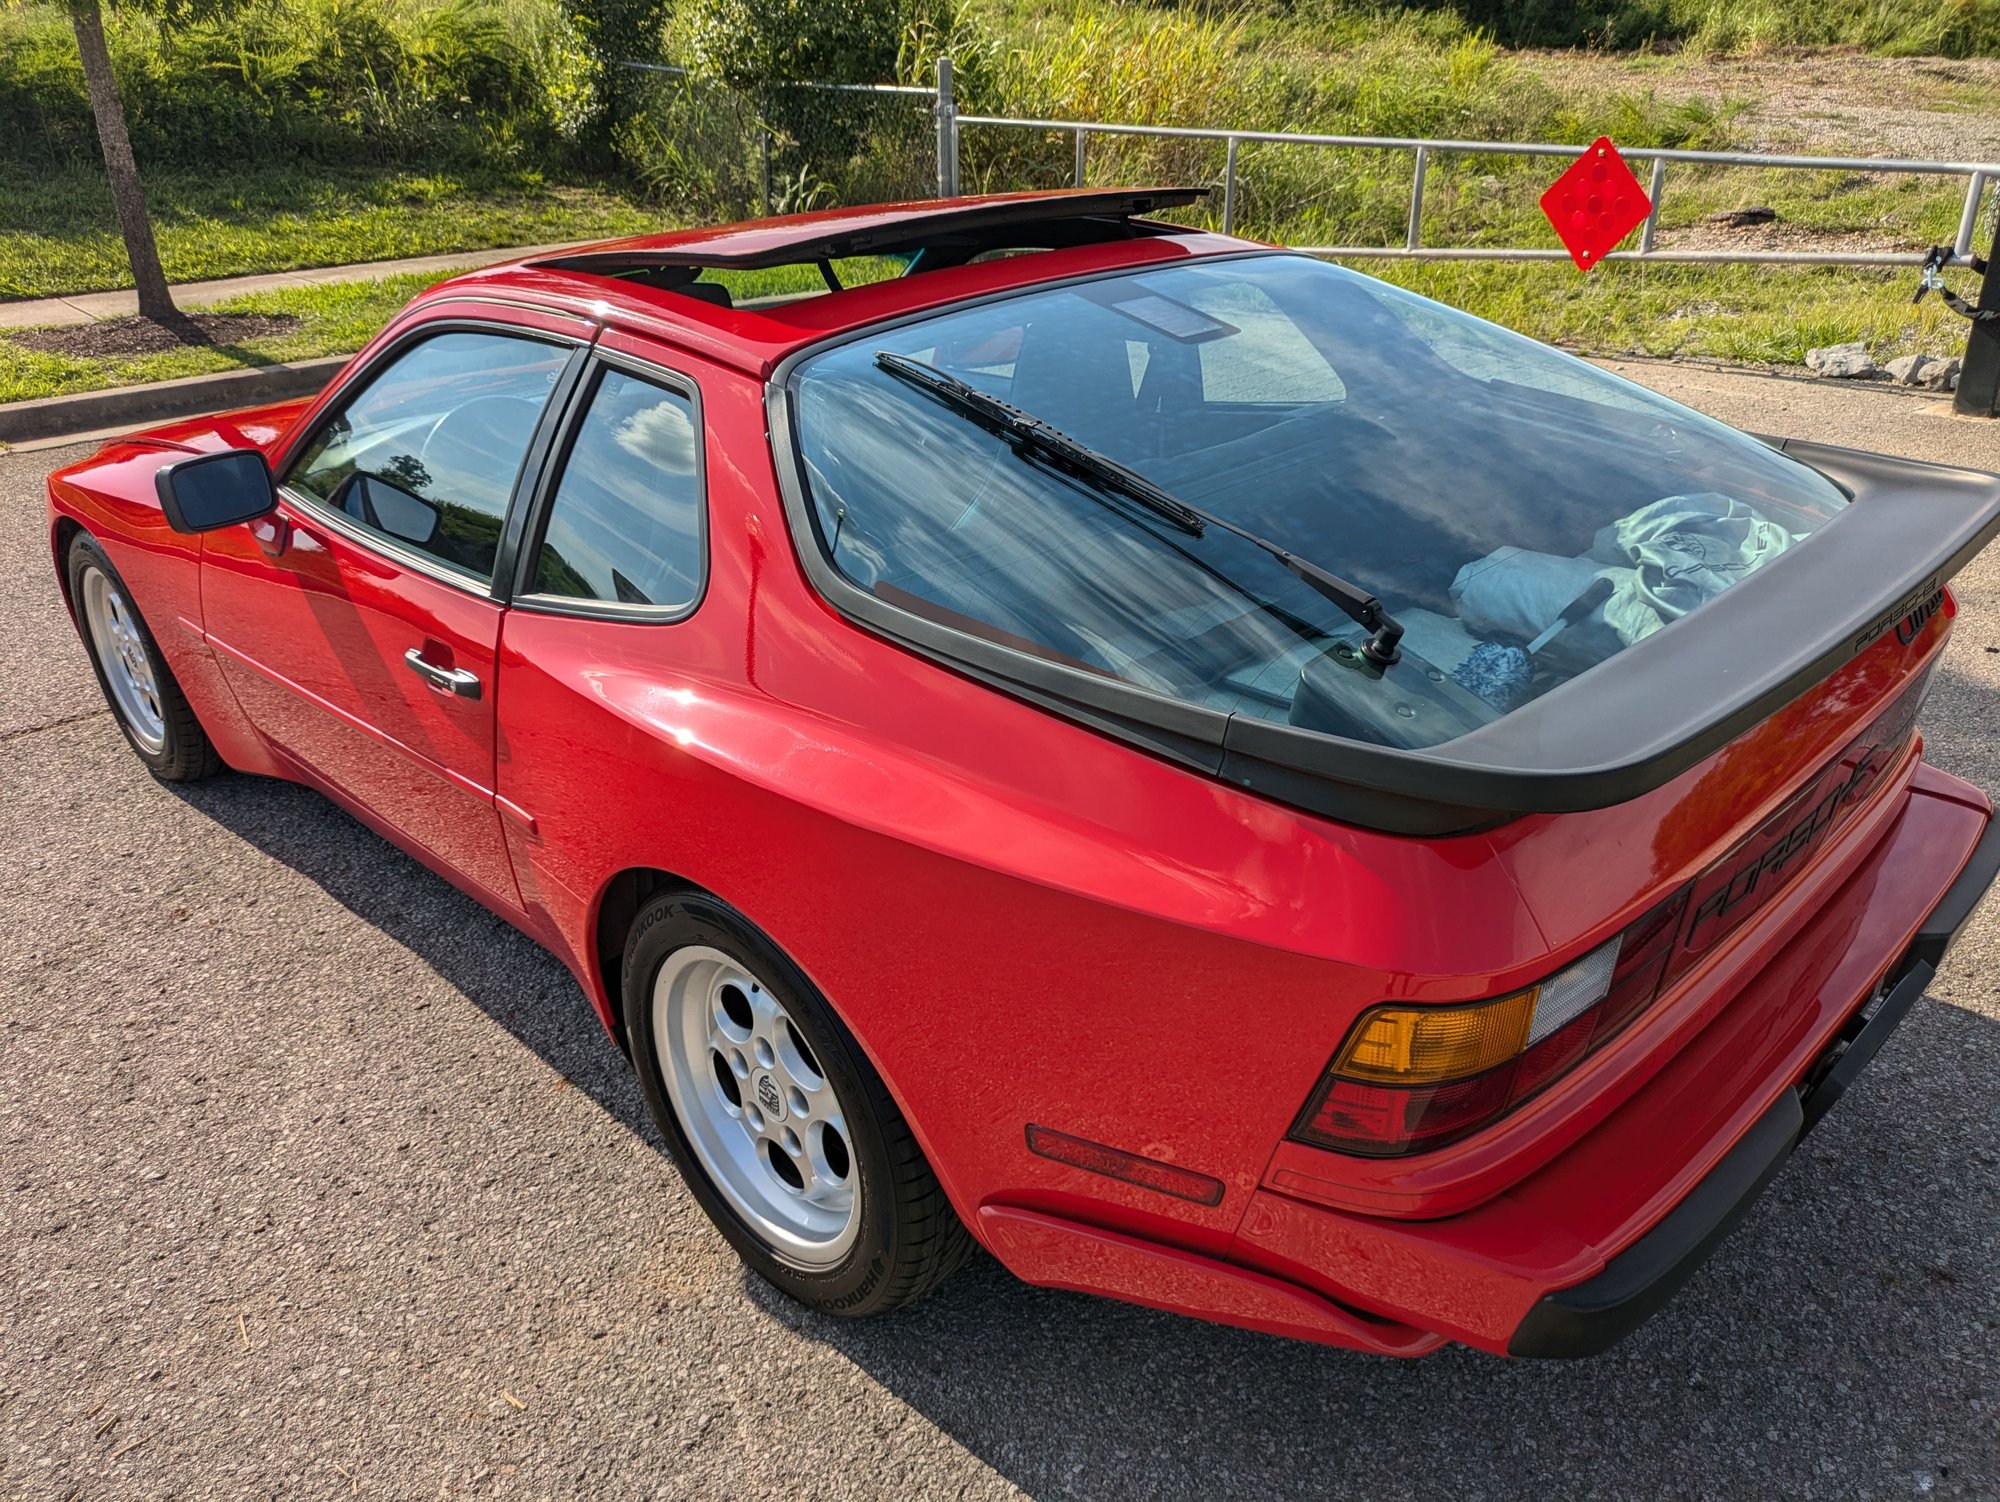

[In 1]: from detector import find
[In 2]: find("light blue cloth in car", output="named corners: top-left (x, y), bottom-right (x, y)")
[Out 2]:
top-left (1450, 493), bottom-right (1795, 654)
top-left (1589, 493), bottom-right (1793, 644)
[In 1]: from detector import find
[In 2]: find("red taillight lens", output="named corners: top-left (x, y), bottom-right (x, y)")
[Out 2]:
top-left (1289, 884), bottom-right (1692, 1157)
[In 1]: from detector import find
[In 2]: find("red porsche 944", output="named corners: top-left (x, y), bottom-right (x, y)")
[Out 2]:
top-left (47, 190), bottom-right (2000, 1358)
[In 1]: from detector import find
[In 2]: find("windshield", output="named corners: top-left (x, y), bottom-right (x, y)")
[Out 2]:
top-left (788, 254), bottom-right (1849, 751)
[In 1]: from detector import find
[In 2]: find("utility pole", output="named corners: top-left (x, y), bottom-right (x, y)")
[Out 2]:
top-left (1954, 205), bottom-right (2000, 418)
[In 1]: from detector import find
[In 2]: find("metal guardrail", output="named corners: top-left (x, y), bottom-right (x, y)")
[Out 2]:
top-left (616, 57), bottom-right (2000, 413)
top-left (943, 100), bottom-right (1998, 268)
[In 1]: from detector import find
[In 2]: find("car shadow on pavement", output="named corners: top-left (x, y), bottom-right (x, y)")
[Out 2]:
top-left (164, 763), bottom-right (2000, 1502)
top-left (161, 771), bottom-right (661, 1152)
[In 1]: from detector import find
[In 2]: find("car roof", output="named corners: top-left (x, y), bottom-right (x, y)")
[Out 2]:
top-left (411, 189), bottom-right (1269, 378)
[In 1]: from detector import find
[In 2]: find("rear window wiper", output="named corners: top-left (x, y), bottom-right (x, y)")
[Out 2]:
top-left (874, 351), bottom-right (1406, 667)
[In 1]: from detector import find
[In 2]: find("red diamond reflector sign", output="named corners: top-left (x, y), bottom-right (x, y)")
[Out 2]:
top-left (1540, 136), bottom-right (1651, 271)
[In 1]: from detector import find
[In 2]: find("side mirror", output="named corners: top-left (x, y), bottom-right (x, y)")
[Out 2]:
top-left (333, 472), bottom-right (440, 547)
top-left (154, 449), bottom-right (277, 534)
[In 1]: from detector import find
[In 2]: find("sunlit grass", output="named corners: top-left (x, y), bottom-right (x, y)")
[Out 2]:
top-left (0, 163), bottom-right (662, 300)
top-left (0, 274), bottom-right (442, 404)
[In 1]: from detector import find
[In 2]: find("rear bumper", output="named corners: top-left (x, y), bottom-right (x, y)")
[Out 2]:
top-left (1239, 767), bottom-right (1995, 1356)
top-left (1508, 800), bottom-right (2000, 1357)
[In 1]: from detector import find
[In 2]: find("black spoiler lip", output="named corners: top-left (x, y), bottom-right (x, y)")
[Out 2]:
top-left (767, 307), bottom-right (2000, 836)
top-left (1219, 441), bottom-right (2000, 832)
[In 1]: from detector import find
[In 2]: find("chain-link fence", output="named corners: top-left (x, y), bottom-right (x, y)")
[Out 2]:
top-left (616, 62), bottom-right (937, 220)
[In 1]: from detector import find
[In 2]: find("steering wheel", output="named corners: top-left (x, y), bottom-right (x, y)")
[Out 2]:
top-left (417, 395), bottom-right (545, 496)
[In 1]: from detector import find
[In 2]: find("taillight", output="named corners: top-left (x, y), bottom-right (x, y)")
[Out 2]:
top-left (1290, 884), bottom-right (1691, 1157)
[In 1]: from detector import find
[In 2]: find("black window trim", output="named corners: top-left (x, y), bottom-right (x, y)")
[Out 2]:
top-left (504, 347), bottom-right (711, 626)
top-left (762, 250), bottom-right (2000, 837)
top-left (272, 316), bottom-right (596, 600)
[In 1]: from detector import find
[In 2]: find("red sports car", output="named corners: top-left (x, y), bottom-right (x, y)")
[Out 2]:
top-left (47, 189), bottom-right (2000, 1358)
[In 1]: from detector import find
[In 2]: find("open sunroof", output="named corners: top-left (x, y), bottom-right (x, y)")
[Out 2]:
top-left (532, 188), bottom-right (1210, 286)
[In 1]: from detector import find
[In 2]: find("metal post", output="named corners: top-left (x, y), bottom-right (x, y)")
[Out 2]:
top-left (933, 56), bottom-right (958, 199)
top-left (1222, 136), bottom-right (1239, 233)
top-left (1953, 170), bottom-right (1986, 259)
top-left (1639, 158), bottom-right (1666, 254)
top-left (1954, 187), bottom-right (2000, 418)
top-left (1405, 146), bottom-right (1428, 251)
top-left (1075, 127), bottom-right (1087, 188)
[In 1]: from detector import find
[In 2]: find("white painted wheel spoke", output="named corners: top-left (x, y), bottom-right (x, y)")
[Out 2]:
top-left (653, 946), bottom-right (859, 1268)
top-left (80, 565), bottom-right (167, 755)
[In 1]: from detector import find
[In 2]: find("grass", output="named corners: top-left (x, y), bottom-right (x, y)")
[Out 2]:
top-left (945, 2), bottom-right (1984, 370)
top-left (2, 250), bottom-right (1972, 409)
top-left (0, 274), bottom-right (442, 404)
top-left (0, 260), bottom-right (889, 404)
top-left (971, 0), bottom-right (2000, 56)
top-left (0, 0), bottom-right (1985, 405)
top-left (0, 162), bottom-right (661, 301)
top-left (1373, 260), bottom-right (1972, 365)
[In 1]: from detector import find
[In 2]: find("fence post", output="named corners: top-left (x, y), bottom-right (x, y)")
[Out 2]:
top-left (1639, 158), bottom-right (1665, 254)
top-left (1075, 127), bottom-right (1088, 187)
top-left (934, 57), bottom-right (959, 199)
top-left (1955, 195), bottom-right (2000, 417)
top-left (1405, 146), bottom-right (1428, 251)
top-left (1222, 137), bottom-right (1239, 233)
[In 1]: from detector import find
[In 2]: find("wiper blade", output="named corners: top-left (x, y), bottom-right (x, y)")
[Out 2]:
top-left (876, 350), bottom-right (1205, 535)
top-left (873, 350), bottom-right (1406, 668)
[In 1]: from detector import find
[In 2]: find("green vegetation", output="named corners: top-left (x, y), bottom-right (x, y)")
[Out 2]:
top-left (1, 0), bottom-right (1986, 404)
top-left (0, 259), bottom-right (883, 403)
top-left (0, 274), bottom-right (439, 405)
top-left (1379, 260), bottom-right (1969, 365)
top-left (952, 7), bottom-right (1974, 289)
top-left (0, 0), bottom-right (587, 170)
top-left (0, 162), bottom-right (658, 299)
top-left (1344, 0), bottom-right (2000, 56)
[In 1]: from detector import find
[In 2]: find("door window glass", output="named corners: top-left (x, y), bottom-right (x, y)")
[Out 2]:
top-left (287, 331), bottom-right (567, 581)
top-left (527, 367), bottom-right (703, 611)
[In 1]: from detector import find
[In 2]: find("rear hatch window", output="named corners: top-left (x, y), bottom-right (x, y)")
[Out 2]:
top-left (788, 254), bottom-right (1849, 751)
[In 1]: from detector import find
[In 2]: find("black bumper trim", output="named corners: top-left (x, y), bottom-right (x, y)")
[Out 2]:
top-left (1508, 812), bottom-right (2000, 1359)
top-left (1506, 1087), bottom-right (1807, 1358)
top-left (1907, 807), bottom-right (2000, 972)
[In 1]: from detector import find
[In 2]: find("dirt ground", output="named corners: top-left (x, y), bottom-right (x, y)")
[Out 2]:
top-left (1534, 50), bottom-right (2000, 162)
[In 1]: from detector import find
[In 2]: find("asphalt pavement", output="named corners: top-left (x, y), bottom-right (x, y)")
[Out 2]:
top-left (3, 366), bottom-right (1998, 1500)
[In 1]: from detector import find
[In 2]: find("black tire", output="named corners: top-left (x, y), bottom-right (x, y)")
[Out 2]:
top-left (65, 532), bottom-right (223, 782)
top-left (623, 890), bottom-right (973, 1317)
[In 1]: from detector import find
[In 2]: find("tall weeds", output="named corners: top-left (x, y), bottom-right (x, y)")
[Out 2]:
top-left (0, 0), bottom-right (584, 169)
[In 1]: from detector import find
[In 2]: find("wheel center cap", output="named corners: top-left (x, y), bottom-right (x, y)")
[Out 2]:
top-left (752, 1072), bottom-right (785, 1120)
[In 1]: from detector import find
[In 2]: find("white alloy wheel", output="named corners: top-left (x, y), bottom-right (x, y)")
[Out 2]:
top-left (80, 564), bottom-right (166, 754)
top-left (651, 945), bottom-right (860, 1267)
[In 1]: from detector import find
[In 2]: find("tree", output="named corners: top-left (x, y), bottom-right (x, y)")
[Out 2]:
top-left (561, 0), bottom-right (674, 160)
top-left (689, 0), bottom-right (916, 164)
top-left (66, 0), bottom-right (179, 323)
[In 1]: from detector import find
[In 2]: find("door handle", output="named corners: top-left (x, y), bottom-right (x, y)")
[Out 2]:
top-left (402, 647), bottom-right (482, 699)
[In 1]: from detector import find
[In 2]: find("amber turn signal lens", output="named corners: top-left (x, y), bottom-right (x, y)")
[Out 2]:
top-left (1332, 990), bottom-right (1537, 1085)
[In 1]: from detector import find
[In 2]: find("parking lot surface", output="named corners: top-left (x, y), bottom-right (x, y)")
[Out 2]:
top-left (3, 366), bottom-right (1998, 1500)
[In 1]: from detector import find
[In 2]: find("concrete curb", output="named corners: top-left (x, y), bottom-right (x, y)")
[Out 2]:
top-left (0, 356), bottom-right (345, 445)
